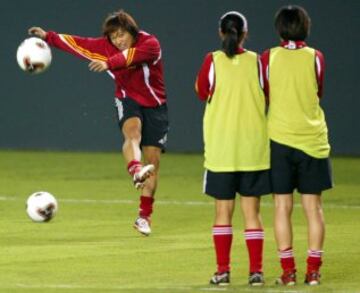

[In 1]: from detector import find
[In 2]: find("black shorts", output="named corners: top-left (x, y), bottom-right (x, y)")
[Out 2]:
top-left (203, 169), bottom-right (272, 200)
top-left (270, 140), bottom-right (333, 194)
top-left (115, 97), bottom-right (169, 151)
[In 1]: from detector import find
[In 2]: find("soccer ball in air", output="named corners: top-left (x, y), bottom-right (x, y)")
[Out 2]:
top-left (16, 37), bottom-right (52, 74)
top-left (26, 191), bottom-right (58, 222)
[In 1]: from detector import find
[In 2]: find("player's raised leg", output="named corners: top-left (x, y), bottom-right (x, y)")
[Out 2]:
top-left (122, 117), bottom-right (142, 162)
top-left (122, 117), bottom-right (154, 189)
top-left (302, 194), bottom-right (325, 285)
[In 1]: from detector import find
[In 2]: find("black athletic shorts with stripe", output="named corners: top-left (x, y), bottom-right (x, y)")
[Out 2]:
top-left (270, 140), bottom-right (333, 194)
top-left (203, 169), bottom-right (272, 199)
top-left (115, 97), bottom-right (169, 151)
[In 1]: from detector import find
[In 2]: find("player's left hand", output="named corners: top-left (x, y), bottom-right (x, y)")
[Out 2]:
top-left (88, 60), bottom-right (108, 72)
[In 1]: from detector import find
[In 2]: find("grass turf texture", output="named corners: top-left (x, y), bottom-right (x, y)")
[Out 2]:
top-left (0, 151), bottom-right (359, 293)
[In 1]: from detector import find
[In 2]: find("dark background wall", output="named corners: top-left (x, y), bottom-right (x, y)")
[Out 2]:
top-left (1, 0), bottom-right (359, 155)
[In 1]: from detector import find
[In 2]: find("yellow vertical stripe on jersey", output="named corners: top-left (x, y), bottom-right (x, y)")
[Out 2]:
top-left (268, 47), bottom-right (330, 158)
top-left (126, 48), bottom-right (135, 66)
top-left (203, 50), bottom-right (269, 171)
top-left (61, 35), bottom-right (108, 61)
top-left (125, 48), bottom-right (132, 66)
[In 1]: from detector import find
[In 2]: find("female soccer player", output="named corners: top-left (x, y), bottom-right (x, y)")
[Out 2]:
top-left (29, 10), bottom-right (169, 236)
top-left (195, 11), bottom-right (271, 286)
top-left (261, 5), bottom-right (333, 286)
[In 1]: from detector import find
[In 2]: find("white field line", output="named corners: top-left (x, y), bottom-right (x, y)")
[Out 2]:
top-left (0, 195), bottom-right (359, 209)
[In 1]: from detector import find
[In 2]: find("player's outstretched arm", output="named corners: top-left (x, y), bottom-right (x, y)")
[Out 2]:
top-left (28, 27), bottom-right (47, 40)
top-left (28, 28), bottom-right (108, 68)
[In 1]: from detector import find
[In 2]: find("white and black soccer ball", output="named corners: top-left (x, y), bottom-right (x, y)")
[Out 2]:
top-left (16, 37), bottom-right (52, 74)
top-left (26, 191), bottom-right (58, 222)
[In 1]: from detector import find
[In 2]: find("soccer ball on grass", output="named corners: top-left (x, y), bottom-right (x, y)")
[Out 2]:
top-left (26, 191), bottom-right (58, 222)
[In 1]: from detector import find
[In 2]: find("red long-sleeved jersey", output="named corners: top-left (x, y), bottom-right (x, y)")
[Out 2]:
top-left (46, 30), bottom-right (167, 107)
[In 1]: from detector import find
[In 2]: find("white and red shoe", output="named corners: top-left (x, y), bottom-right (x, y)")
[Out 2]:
top-left (133, 217), bottom-right (151, 236)
top-left (275, 270), bottom-right (297, 286)
top-left (133, 164), bottom-right (155, 189)
top-left (304, 271), bottom-right (321, 286)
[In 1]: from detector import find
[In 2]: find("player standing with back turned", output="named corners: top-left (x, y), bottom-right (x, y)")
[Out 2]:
top-left (196, 11), bottom-right (271, 286)
top-left (29, 9), bottom-right (169, 236)
top-left (261, 5), bottom-right (333, 286)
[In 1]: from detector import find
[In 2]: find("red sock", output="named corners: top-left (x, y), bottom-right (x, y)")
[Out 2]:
top-left (127, 160), bottom-right (142, 176)
top-left (213, 225), bottom-right (233, 273)
top-left (244, 229), bottom-right (264, 273)
top-left (307, 250), bottom-right (323, 273)
top-left (278, 247), bottom-right (296, 272)
top-left (139, 195), bottom-right (154, 219)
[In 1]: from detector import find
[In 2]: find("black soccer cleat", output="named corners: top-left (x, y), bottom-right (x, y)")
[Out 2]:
top-left (249, 272), bottom-right (265, 286)
top-left (209, 271), bottom-right (230, 286)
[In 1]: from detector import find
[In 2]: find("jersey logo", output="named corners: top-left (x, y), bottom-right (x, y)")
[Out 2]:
top-left (286, 41), bottom-right (296, 49)
top-left (158, 134), bottom-right (167, 145)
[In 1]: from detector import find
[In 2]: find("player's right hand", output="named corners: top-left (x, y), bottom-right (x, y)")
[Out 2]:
top-left (28, 27), bottom-right (47, 40)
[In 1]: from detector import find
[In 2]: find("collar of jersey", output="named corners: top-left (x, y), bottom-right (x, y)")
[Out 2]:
top-left (280, 40), bottom-right (307, 49)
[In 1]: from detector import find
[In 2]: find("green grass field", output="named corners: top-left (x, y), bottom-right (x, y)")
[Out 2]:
top-left (0, 151), bottom-right (359, 293)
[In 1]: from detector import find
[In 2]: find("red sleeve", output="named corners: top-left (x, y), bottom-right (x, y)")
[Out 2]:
top-left (107, 36), bottom-right (161, 70)
top-left (260, 49), bottom-right (270, 103)
top-left (315, 50), bottom-right (325, 98)
top-left (195, 53), bottom-right (215, 101)
top-left (45, 31), bottom-right (108, 62)
top-left (257, 54), bottom-right (267, 100)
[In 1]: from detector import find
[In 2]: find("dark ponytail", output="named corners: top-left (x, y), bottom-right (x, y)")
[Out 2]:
top-left (219, 11), bottom-right (248, 58)
top-left (222, 25), bottom-right (239, 58)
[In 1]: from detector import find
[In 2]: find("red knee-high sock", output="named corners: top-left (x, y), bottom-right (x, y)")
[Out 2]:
top-left (213, 225), bottom-right (233, 273)
top-left (127, 160), bottom-right (142, 176)
top-left (307, 250), bottom-right (323, 273)
top-left (244, 229), bottom-right (264, 273)
top-left (139, 195), bottom-right (154, 219)
top-left (278, 247), bottom-right (296, 272)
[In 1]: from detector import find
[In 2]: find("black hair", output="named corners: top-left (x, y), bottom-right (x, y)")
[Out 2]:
top-left (219, 11), bottom-right (247, 58)
top-left (103, 9), bottom-right (139, 40)
top-left (275, 5), bottom-right (311, 41)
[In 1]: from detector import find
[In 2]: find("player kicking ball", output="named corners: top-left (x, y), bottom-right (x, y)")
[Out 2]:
top-left (29, 9), bottom-right (169, 236)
